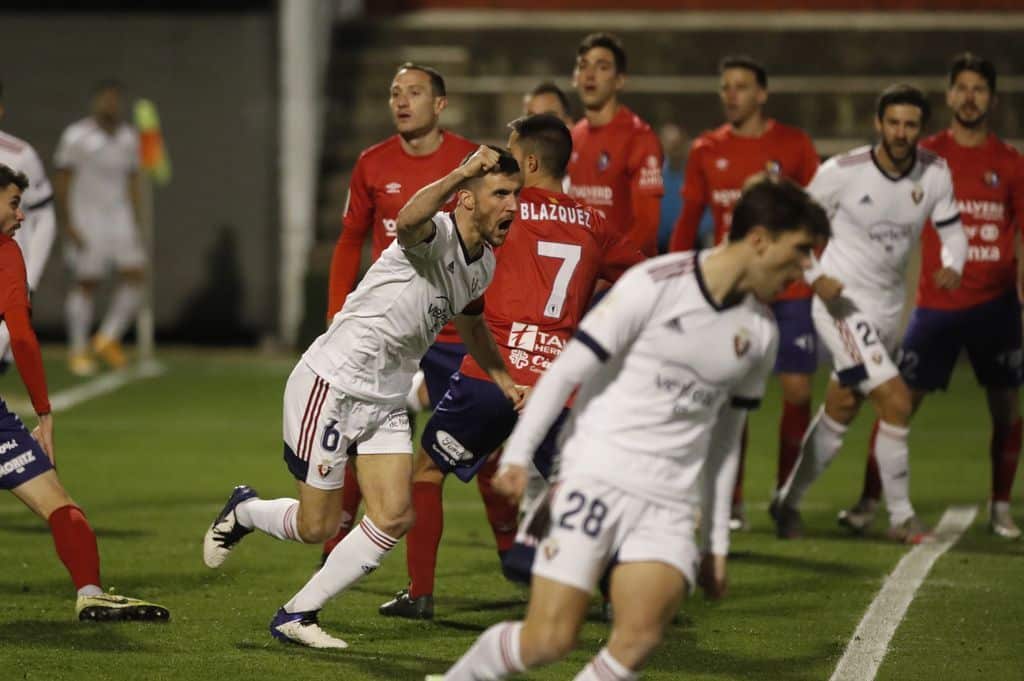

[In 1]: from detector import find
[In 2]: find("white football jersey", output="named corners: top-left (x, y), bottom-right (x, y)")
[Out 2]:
top-left (556, 251), bottom-right (778, 509)
top-left (303, 211), bottom-right (495, 403)
top-left (0, 129), bottom-right (54, 281)
top-left (54, 118), bottom-right (138, 232)
top-left (808, 145), bottom-right (960, 321)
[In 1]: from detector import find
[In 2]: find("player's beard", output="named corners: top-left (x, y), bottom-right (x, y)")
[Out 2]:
top-left (881, 137), bottom-right (916, 168)
top-left (953, 106), bottom-right (988, 129)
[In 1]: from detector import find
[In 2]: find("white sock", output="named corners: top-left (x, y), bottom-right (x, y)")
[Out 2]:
top-left (780, 407), bottom-right (847, 509)
top-left (77, 584), bottom-right (103, 598)
top-left (875, 421), bottom-right (914, 525)
top-left (443, 621), bottom-right (524, 681)
top-left (235, 498), bottom-right (302, 542)
top-left (406, 370), bottom-right (427, 411)
top-left (573, 648), bottom-right (637, 681)
top-left (98, 284), bottom-right (142, 341)
top-left (66, 289), bottom-right (93, 352)
top-left (284, 516), bottom-right (397, 613)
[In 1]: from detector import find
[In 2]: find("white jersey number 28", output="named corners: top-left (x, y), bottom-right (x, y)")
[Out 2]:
top-left (537, 241), bottom-right (582, 319)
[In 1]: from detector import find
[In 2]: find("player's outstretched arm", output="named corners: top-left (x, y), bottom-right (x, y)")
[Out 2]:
top-left (7, 304), bottom-right (53, 461)
top-left (454, 312), bottom-right (524, 410)
top-left (395, 145), bottom-right (501, 249)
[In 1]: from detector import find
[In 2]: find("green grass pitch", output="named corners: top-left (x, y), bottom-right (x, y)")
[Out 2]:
top-left (0, 349), bottom-right (1020, 680)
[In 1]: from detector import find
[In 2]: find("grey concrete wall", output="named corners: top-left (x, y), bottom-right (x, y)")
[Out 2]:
top-left (1, 12), bottom-right (277, 341)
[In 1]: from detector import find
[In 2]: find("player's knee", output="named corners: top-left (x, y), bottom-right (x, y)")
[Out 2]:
top-left (779, 374), bottom-right (812, 406)
top-left (522, 621), bottom-right (578, 665)
top-left (609, 623), bottom-right (664, 668)
top-left (372, 505), bottom-right (415, 539)
top-left (297, 514), bottom-right (342, 544)
top-left (881, 381), bottom-right (913, 425)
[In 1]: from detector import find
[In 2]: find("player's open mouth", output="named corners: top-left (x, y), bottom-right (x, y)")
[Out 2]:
top-left (497, 218), bottom-right (513, 233)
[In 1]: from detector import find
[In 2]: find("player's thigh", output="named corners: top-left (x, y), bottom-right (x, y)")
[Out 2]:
top-left (772, 297), bottom-right (818, 378)
top-left (421, 372), bottom-right (517, 483)
top-left (812, 297), bottom-right (900, 397)
top-left (419, 341), bottom-right (466, 409)
top-left (519, 574), bottom-right (591, 664)
top-left (898, 306), bottom-right (962, 392)
top-left (65, 230), bottom-right (110, 283)
top-left (607, 561), bottom-right (687, 667)
top-left (111, 226), bottom-right (148, 275)
top-left (354, 403), bottom-right (414, 527)
top-left (411, 446), bottom-right (444, 485)
top-left (1, 413), bottom-right (63, 517)
top-left (963, 293), bottom-right (1024, 395)
top-left (294, 480), bottom-right (344, 539)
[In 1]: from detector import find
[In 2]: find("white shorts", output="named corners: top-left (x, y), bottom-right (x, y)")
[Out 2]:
top-left (812, 295), bottom-right (900, 395)
top-left (66, 224), bottom-right (147, 280)
top-left (282, 361), bottom-right (413, 491)
top-left (530, 476), bottom-right (699, 594)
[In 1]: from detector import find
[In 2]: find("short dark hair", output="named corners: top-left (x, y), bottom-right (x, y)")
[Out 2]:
top-left (0, 164), bottom-right (29, 193)
top-left (876, 83), bottom-right (930, 125)
top-left (460, 145), bottom-right (520, 188)
top-left (949, 52), bottom-right (997, 93)
top-left (729, 177), bottom-right (830, 242)
top-left (577, 32), bottom-right (627, 73)
top-left (91, 79), bottom-right (124, 97)
top-left (719, 55), bottom-right (767, 88)
top-left (396, 62), bottom-right (446, 97)
top-left (508, 113), bottom-right (573, 178)
top-left (527, 81), bottom-right (571, 116)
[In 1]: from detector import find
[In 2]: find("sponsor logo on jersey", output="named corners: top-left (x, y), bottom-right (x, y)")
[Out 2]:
top-left (360, 564), bottom-right (378, 574)
top-left (638, 155), bottom-right (663, 188)
top-left (508, 322), bottom-right (566, 373)
top-left (911, 184), bottom-right (924, 205)
top-left (509, 348), bottom-right (530, 370)
top-left (383, 218), bottom-right (398, 237)
top-left (859, 194), bottom-right (873, 205)
top-left (734, 330), bottom-right (751, 357)
top-left (446, 261), bottom-right (455, 274)
top-left (597, 151), bottom-right (611, 171)
top-left (664, 317), bottom-right (685, 334)
top-left (793, 333), bottom-right (815, 353)
top-left (569, 184), bottom-right (613, 206)
top-left (655, 372), bottom-right (719, 414)
top-left (433, 429), bottom-right (472, 465)
top-left (428, 296), bottom-right (455, 335)
top-left (715, 157), bottom-right (729, 170)
top-left (385, 181), bottom-right (402, 194)
top-left (0, 449), bottom-right (35, 479)
top-left (711, 188), bottom-right (742, 208)
top-left (0, 438), bottom-right (19, 455)
top-left (967, 245), bottom-right (1002, 262)
top-left (984, 170), bottom-right (1000, 188)
top-left (980, 224), bottom-right (1000, 242)
top-left (957, 200), bottom-right (1005, 221)
top-left (868, 221), bottom-right (913, 253)
top-left (519, 201), bottom-right (594, 227)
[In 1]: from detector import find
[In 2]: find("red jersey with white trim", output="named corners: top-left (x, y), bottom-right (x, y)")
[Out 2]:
top-left (567, 105), bottom-right (664, 256)
top-left (328, 131), bottom-right (477, 343)
top-left (673, 120), bottom-right (819, 301)
top-left (917, 130), bottom-right (1024, 309)
top-left (0, 235), bottom-right (49, 415)
top-left (460, 186), bottom-right (644, 386)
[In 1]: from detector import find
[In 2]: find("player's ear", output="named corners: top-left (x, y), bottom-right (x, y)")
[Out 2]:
top-left (433, 95), bottom-right (447, 117)
top-left (873, 116), bottom-right (883, 135)
top-left (614, 72), bottom-right (626, 92)
top-left (457, 186), bottom-right (476, 211)
top-left (748, 225), bottom-right (770, 254)
top-left (756, 87), bottom-right (768, 107)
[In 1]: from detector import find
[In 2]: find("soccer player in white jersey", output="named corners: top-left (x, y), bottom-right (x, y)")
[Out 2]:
top-left (203, 145), bottom-right (525, 649)
top-left (0, 81), bottom-right (57, 360)
top-left (428, 178), bottom-right (829, 681)
top-left (773, 85), bottom-right (969, 544)
top-left (55, 80), bottom-right (146, 376)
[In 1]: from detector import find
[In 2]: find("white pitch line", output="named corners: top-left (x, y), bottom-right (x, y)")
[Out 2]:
top-left (6, 358), bottom-right (167, 415)
top-left (829, 505), bottom-right (978, 681)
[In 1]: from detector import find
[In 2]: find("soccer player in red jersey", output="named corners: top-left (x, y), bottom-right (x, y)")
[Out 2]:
top-left (378, 114), bottom-right (644, 619)
top-left (321, 63), bottom-right (482, 561)
top-left (567, 32), bottom-right (663, 257)
top-left (839, 53), bottom-right (1024, 540)
top-left (0, 164), bottom-right (168, 621)
top-left (669, 56), bottom-right (820, 530)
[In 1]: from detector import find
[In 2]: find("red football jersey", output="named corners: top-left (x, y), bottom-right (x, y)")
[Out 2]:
top-left (673, 120), bottom-right (819, 300)
top-left (0, 235), bottom-right (49, 414)
top-left (460, 186), bottom-right (644, 386)
top-left (327, 131), bottom-right (477, 343)
top-left (567, 105), bottom-right (664, 257)
top-left (917, 130), bottom-right (1024, 310)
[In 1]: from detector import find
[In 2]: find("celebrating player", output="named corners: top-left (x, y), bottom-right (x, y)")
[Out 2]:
top-left (669, 56), bottom-right (820, 530)
top-left (378, 114), bottom-right (643, 620)
top-left (321, 63), bottom-right (484, 563)
top-left (427, 178), bottom-right (828, 681)
top-left (55, 80), bottom-right (146, 375)
top-left (838, 54), bottom-right (1024, 540)
top-left (567, 32), bottom-right (663, 257)
top-left (0, 81), bottom-right (57, 362)
top-left (203, 146), bottom-right (524, 648)
top-left (773, 84), bottom-right (969, 543)
top-left (0, 164), bottom-right (168, 622)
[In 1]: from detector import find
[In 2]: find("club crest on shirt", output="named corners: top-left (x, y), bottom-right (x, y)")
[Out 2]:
top-left (911, 184), bottom-right (924, 205)
top-left (385, 181), bottom-right (402, 194)
top-left (765, 159), bottom-right (782, 177)
top-left (597, 151), bottom-right (611, 172)
top-left (733, 329), bottom-right (751, 357)
top-left (317, 461), bottom-right (333, 478)
top-left (715, 157), bottom-right (729, 171)
top-left (541, 537), bottom-right (560, 561)
top-left (871, 351), bottom-right (884, 365)
top-left (984, 170), bottom-right (1000, 188)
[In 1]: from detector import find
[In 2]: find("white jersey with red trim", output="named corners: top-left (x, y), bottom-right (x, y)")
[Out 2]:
top-left (303, 211), bottom-right (495, 404)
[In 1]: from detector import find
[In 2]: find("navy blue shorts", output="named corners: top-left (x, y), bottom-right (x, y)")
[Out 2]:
top-left (900, 291), bottom-right (1023, 392)
top-left (420, 341), bottom-right (466, 409)
top-left (772, 298), bottom-right (818, 374)
top-left (422, 372), bottom-right (568, 483)
top-left (0, 402), bottom-right (53, 491)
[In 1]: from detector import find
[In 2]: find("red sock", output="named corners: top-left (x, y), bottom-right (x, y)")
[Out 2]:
top-left (322, 461), bottom-right (362, 556)
top-left (777, 400), bottom-right (811, 490)
top-left (477, 454), bottom-right (518, 553)
top-left (862, 421), bottom-right (883, 501)
top-left (991, 418), bottom-right (1022, 502)
top-left (731, 424), bottom-right (748, 507)
top-left (408, 480), bottom-right (444, 599)
top-left (48, 505), bottom-right (101, 591)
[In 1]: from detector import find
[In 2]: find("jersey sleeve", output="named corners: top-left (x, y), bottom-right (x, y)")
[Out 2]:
top-left (575, 265), bottom-right (659, 362)
top-left (20, 146), bottom-right (54, 210)
top-left (401, 212), bottom-right (453, 263)
top-left (730, 317), bottom-right (778, 409)
top-left (670, 141), bottom-right (709, 252)
top-left (806, 159), bottom-right (844, 217)
top-left (626, 130), bottom-right (665, 257)
top-left (597, 229), bottom-right (646, 283)
top-left (796, 133), bottom-right (820, 187)
top-left (53, 127), bottom-right (79, 170)
top-left (930, 162), bottom-right (961, 227)
top-left (327, 158), bottom-right (375, 318)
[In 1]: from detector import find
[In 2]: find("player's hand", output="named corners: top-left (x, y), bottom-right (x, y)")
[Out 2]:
top-left (697, 552), bottom-right (728, 601)
top-left (811, 275), bottom-right (844, 302)
top-left (494, 373), bottom-right (527, 411)
top-left (459, 145), bottom-right (502, 180)
top-left (32, 413), bottom-right (55, 464)
top-left (493, 464), bottom-right (528, 504)
top-left (933, 267), bottom-right (961, 290)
